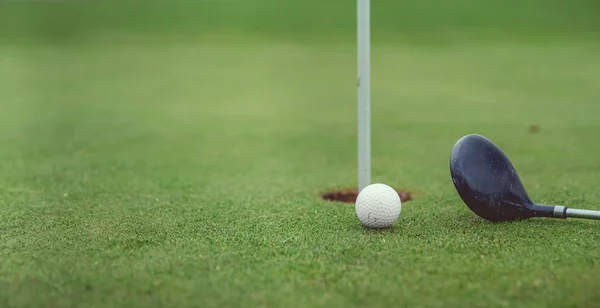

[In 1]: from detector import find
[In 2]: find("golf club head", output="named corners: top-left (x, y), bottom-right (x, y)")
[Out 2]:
top-left (449, 134), bottom-right (537, 222)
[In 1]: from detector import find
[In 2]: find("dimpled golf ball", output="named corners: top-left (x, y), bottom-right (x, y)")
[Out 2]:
top-left (355, 183), bottom-right (402, 228)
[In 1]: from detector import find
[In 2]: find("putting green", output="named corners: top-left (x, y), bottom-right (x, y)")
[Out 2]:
top-left (1, 1), bottom-right (600, 307)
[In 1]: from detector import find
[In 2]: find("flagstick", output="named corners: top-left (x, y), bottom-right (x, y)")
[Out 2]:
top-left (357, 0), bottom-right (371, 192)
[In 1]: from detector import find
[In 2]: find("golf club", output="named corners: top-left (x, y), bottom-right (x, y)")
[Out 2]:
top-left (449, 134), bottom-right (600, 222)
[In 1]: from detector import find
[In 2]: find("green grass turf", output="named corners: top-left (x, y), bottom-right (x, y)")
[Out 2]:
top-left (2, 1), bottom-right (600, 307)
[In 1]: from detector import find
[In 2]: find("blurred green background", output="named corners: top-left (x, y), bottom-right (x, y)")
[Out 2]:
top-left (2, 1), bottom-right (600, 307)
top-left (2, 0), bottom-right (600, 43)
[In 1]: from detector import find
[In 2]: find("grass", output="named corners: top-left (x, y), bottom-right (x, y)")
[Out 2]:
top-left (1, 1), bottom-right (600, 307)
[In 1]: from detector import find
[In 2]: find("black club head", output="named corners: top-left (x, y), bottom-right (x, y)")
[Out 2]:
top-left (449, 134), bottom-right (538, 222)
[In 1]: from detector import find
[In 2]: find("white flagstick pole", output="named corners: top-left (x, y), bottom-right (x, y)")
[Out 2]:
top-left (357, 0), bottom-right (371, 192)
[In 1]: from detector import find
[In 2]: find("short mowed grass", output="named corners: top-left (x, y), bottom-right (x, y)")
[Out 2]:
top-left (1, 1), bottom-right (600, 307)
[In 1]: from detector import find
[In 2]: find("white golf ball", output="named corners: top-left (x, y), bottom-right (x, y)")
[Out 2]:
top-left (355, 183), bottom-right (402, 228)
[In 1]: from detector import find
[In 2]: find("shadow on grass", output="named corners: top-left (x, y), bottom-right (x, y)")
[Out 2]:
top-left (446, 210), bottom-right (597, 235)
top-left (351, 222), bottom-right (400, 235)
top-left (346, 205), bottom-right (598, 240)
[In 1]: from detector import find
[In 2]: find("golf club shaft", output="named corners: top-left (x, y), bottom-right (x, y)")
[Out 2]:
top-left (567, 208), bottom-right (600, 220)
top-left (553, 206), bottom-right (600, 220)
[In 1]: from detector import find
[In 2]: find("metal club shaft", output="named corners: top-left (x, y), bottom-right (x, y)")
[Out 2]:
top-left (553, 206), bottom-right (600, 220)
top-left (567, 208), bottom-right (600, 220)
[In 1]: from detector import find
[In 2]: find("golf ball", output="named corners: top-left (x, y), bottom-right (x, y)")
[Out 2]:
top-left (355, 183), bottom-right (402, 228)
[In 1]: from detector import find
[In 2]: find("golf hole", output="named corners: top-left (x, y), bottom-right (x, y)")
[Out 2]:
top-left (321, 188), bottom-right (413, 204)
